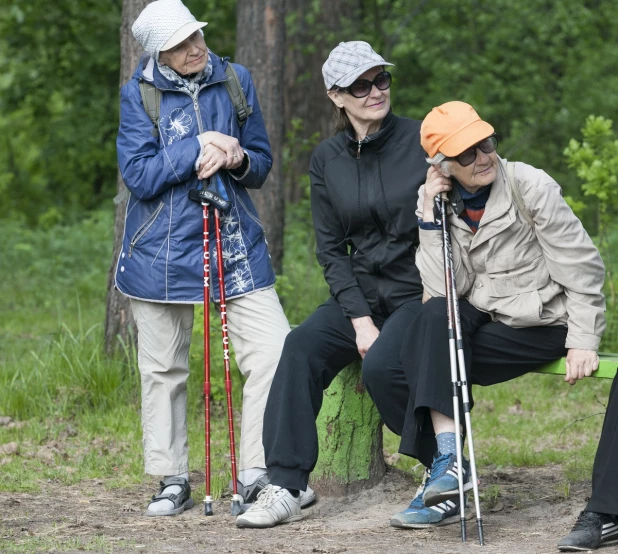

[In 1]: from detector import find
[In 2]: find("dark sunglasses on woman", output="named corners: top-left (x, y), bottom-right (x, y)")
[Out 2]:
top-left (451, 134), bottom-right (498, 167)
top-left (336, 71), bottom-right (392, 99)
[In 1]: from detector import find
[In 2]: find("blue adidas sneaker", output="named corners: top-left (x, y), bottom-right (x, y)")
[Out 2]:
top-left (390, 477), bottom-right (462, 529)
top-left (423, 452), bottom-right (473, 508)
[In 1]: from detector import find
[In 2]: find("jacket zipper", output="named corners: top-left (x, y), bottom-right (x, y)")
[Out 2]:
top-left (356, 140), bottom-right (362, 159)
top-left (190, 88), bottom-right (205, 134)
top-left (129, 201), bottom-right (165, 257)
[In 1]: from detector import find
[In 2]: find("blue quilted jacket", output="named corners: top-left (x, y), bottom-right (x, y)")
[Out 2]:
top-left (115, 53), bottom-right (275, 303)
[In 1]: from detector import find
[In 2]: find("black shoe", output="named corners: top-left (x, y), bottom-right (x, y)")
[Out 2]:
top-left (558, 511), bottom-right (618, 551)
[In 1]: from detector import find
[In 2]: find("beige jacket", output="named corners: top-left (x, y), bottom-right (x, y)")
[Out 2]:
top-left (416, 158), bottom-right (606, 351)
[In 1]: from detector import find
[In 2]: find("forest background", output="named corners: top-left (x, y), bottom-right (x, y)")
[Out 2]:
top-left (2, 2), bottom-right (618, 550)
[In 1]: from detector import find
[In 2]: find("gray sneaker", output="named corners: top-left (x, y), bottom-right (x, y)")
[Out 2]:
top-left (236, 484), bottom-right (302, 528)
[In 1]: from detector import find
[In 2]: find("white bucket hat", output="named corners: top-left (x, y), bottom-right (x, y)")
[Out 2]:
top-left (322, 41), bottom-right (394, 90)
top-left (132, 0), bottom-right (208, 60)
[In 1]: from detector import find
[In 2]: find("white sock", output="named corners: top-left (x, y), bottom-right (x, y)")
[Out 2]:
top-left (147, 472), bottom-right (189, 513)
top-left (238, 467), bottom-right (267, 487)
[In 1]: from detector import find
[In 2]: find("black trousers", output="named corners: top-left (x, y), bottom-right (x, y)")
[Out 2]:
top-left (262, 296), bottom-right (422, 491)
top-left (586, 374), bottom-right (618, 515)
top-left (399, 297), bottom-right (568, 467)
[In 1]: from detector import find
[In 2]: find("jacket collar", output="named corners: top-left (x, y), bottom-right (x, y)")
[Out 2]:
top-left (344, 110), bottom-right (397, 157)
top-left (136, 52), bottom-right (229, 90)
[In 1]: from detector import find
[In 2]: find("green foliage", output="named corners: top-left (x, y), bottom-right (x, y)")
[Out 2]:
top-left (565, 115), bottom-right (618, 310)
top-left (0, 1), bottom-right (121, 224)
top-left (0, 0), bottom-right (237, 225)
top-left (359, 0), bottom-right (618, 220)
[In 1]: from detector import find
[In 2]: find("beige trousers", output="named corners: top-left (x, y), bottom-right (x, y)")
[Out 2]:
top-left (131, 287), bottom-right (290, 476)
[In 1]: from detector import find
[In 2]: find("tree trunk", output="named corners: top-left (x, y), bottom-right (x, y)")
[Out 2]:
top-left (235, 0), bottom-right (286, 274)
top-left (313, 362), bottom-right (386, 496)
top-left (104, 0), bottom-right (152, 355)
top-left (283, 0), bottom-right (361, 204)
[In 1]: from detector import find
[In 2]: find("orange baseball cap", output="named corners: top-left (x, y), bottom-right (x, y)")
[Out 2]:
top-left (420, 101), bottom-right (495, 157)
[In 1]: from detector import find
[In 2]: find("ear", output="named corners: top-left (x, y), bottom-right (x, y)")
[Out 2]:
top-left (327, 89), bottom-right (345, 109)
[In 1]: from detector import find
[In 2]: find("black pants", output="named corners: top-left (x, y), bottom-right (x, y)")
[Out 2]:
top-left (263, 296), bottom-right (422, 491)
top-left (399, 297), bottom-right (568, 467)
top-left (586, 374), bottom-right (618, 516)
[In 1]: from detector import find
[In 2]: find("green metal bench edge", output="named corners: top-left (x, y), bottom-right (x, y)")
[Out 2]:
top-left (535, 353), bottom-right (618, 379)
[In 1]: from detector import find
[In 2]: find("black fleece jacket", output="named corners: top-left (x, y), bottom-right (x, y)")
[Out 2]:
top-left (309, 111), bottom-right (428, 319)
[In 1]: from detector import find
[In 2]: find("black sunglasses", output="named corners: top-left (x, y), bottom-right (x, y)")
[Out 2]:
top-left (337, 71), bottom-right (392, 98)
top-left (449, 134), bottom-right (498, 167)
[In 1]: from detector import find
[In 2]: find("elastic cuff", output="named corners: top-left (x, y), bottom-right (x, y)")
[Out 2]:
top-left (267, 465), bottom-right (310, 492)
top-left (229, 149), bottom-right (251, 180)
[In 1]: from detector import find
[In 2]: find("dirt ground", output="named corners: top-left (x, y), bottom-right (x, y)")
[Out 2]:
top-left (3, 466), bottom-right (618, 554)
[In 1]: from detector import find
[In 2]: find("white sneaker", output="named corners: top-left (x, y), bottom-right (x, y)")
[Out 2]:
top-left (236, 484), bottom-right (302, 528)
top-left (299, 485), bottom-right (316, 508)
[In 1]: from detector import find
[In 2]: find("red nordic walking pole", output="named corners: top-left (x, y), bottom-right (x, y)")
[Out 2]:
top-left (201, 201), bottom-right (214, 516)
top-left (189, 180), bottom-right (237, 517)
top-left (213, 207), bottom-right (243, 516)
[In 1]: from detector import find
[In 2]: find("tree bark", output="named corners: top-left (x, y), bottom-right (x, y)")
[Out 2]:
top-left (104, 0), bottom-right (152, 355)
top-left (235, 0), bottom-right (286, 274)
top-left (283, 0), bottom-right (362, 204)
top-left (313, 362), bottom-right (386, 496)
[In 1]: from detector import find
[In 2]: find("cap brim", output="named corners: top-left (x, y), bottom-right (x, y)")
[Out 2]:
top-left (440, 120), bottom-right (495, 157)
top-left (335, 61), bottom-right (395, 87)
top-left (160, 21), bottom-right (208, 52)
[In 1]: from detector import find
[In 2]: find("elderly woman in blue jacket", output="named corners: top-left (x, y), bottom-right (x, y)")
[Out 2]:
top-left (115, 0), bottom-right (291, 516)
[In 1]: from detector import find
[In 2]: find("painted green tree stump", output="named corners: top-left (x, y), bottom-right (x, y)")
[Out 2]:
top-left (312, 362), bottom-right (385, 496)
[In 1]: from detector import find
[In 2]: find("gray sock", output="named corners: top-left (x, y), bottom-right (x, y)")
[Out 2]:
top-left (436, 432), bottom-right (460, 456)
top-left (148, 472), bottom-right (189, 513)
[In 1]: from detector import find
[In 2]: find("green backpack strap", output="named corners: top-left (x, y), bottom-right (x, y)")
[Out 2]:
top-left (506, 161), bottom-right (535, 228)
top-left (224, 63), bottom-right (253, 128)
top-left (138, 79), bottom-right (161, 138)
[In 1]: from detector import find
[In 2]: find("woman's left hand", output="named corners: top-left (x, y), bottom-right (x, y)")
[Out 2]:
top-left (198, 144), bottom-right (230, 180)
top-left (351, 316), bottom-right (380, 359)
top-left (565, 348), bottom-right (599, 385)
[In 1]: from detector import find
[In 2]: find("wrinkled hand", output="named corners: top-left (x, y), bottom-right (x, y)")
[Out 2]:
top-left (198, 131), bottom-right (243, 175)
top-left (197, 144), bottom-right (229, 180)
top-left (351, 316), bottom-right (380, 359)
top-left (565, 349), bottom-right (599, 385)
top-left (421, 166), bottom-right (452, 222)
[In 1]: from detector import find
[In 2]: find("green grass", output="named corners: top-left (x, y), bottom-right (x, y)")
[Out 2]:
top-left (0, 208), bottom-right (616, 502)
top-left (0, 530), bottom-right (131, 553)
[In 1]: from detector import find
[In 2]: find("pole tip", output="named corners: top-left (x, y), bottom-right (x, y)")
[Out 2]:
top-left (204, 501), bottom-right (213, 516)
top-left (231, 500), bottom-right (242, 516)
top-left (477, 518), bottom-right (485, 545)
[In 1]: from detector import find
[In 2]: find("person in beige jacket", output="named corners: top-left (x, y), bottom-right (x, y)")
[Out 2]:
top-left (390, 101), bottom-right (606, 530)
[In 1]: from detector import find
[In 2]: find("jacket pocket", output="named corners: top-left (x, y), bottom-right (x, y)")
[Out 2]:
top-left (485, 243), bottom-right (550, 297)
top-left (128, 201), bottom-right (165, 258)
top-left (236, 193), bottom-right (265, 232)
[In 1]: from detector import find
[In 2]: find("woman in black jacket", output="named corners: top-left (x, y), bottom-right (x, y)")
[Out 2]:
top-left (237, 41), bottom-right (438, 528)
